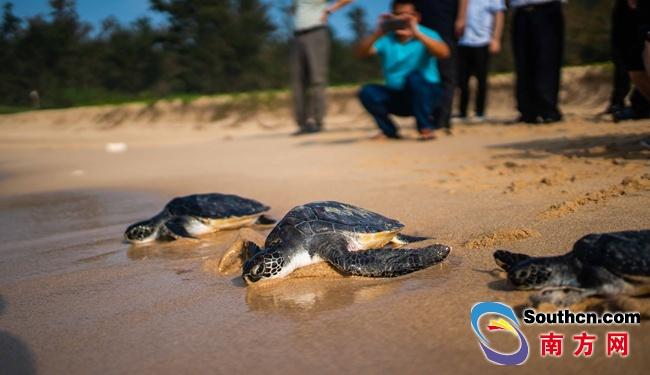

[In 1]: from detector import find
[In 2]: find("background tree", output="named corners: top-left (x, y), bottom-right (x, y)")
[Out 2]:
top-left (0, 0), bottom-right (619, 110)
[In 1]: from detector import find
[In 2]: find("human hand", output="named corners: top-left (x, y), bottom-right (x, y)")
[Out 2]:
top-left (321, 10), bottom-right (330, 23)
top-left (375, 13), bottom-right (392, 36)
top-left (489, 39), bottom-right (501, 54)
top-left (454, 18), bottom-right (465, 38)
top-left (403, 13), bottom-right (419, 35)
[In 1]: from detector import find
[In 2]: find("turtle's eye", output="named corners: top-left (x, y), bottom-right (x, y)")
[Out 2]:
top-left (251, 264), bottom-right (262, 276)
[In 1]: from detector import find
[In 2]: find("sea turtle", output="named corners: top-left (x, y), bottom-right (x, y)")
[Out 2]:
top-left (124, 193), bottom-right (275, 243)
top-left (241, 201), bottom-right (451, 283)
top-left (493, 230), bottom-right (650, 306)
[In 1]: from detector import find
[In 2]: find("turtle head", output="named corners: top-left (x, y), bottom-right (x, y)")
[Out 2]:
top-left (242, 248), bottom-right (286, 284)
top-left (507, 256), bottom-right (578, 290)
top-left (124, 219), bottom-right (159, 243)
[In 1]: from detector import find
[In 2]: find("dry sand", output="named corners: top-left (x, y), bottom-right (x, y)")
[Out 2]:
top-left (0, 66), bottom-right (649, 374)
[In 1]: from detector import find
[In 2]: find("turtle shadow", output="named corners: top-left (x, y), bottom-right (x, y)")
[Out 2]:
top-left (487, 278), bottom-right (517, 292)
top-left (230, 276), bottom-right (247, 288)
top-left (0, 295), bottom-right (37, 375)
top-left (126, 231), bottom-right (241, 261)
top-left (472, 267), bottom-right (516, 292)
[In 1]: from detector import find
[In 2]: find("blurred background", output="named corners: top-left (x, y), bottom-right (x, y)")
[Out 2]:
top-left (0, 0), bottom-right (609, 112)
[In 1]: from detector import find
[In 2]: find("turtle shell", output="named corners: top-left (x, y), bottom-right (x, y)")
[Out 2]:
top-left (266, 201), bottom-right (404, 246)
top-left (164, 193), bottom-right (269, 219)
top-left (573, 230), bottom-right (650, 277)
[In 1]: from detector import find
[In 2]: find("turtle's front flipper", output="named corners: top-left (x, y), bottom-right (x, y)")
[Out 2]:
top-left (393, 233), bottom-right (431, 245)
top-left (493, 250), bottom-right (532, 272)
top-left (316, 236), bottom-right (451, 278)
top-left (255, 214), bottom-right (277, 225)
top-left (159, 217), bottom-right (199, 241)
top-left (243, 241), bottom-right (262, 258)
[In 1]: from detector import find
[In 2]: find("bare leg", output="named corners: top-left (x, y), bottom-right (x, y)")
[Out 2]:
top-left (629, 70), bottom-right (650, 102)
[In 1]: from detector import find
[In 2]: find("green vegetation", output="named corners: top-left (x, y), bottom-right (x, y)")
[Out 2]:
top-left (0, 0), bottom-right (612, 113)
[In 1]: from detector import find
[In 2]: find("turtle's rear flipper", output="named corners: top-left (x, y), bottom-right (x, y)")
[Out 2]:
top-left (160, 217), bottom-right (198, 240)
top-left (255, 214), bottom-right (277, 225)
top-left (393, 233), bottom-right (431, 245)
top-left (530, 287), bottom-right (596, 308)
top-left (317, 237), bottom-right (451, 277)
top-left (493, 250), bottom-right (532, 272)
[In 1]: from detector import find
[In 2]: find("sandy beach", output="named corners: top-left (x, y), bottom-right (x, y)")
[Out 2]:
top-left (0, 66), bottom-right (649, 374)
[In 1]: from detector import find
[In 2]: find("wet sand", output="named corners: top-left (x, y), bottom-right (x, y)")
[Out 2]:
top-left (0, 66), bottom-right (649, 374)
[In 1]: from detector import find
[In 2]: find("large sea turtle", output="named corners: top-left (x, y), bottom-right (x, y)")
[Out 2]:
top-left (493, 230), bottom-right (650, 306)
top-left (241, 201), bottom-right (451, 283)
top-left (124, 193), bottom-right (275, 243)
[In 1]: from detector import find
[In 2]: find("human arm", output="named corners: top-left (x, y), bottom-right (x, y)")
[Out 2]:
top-left (409, 17), bottom-right (450, 59)
top-left (322, 0), bottom-right (353, 22)
top-left (356, 13), bottom-right (391, 58)
top-left (455, 0), bottom-right (468, 38)
top-left (489, 10), bottom-right (505, 54)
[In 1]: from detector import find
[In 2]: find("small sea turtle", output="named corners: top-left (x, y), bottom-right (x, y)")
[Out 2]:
top-left (493, 230), bottom-right (650, 306)
top-left (242, 201), bottom-right (451, 283)
top-left (124, 193), bottom-right (275, 243)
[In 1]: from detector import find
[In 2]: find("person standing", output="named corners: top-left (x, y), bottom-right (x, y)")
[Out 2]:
top-left (456, 0), bottom-right (505, 121)
top-left (510, 0), bottom-right (564, 124)
top-left (414, 0), bottom-right (468, 132)
top-left (291, 0), bottom-right (353, 136)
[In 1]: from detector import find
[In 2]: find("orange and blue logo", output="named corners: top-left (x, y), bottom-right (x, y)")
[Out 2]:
top-left (470, 302), bottom-right (529, 365)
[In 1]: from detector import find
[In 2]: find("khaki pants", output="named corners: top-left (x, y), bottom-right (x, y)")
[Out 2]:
top-left (291, 27), bottom-right (330, 130)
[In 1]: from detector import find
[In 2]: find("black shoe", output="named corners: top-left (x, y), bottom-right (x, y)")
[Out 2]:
top-left (291, 128), bottom-right (321, 136)
top-left (612, 107), bottom-right (635, 123)
top-left (508, 115), bottom-right (538, 124)
top-left (541, 114), bottom-right (563, 124)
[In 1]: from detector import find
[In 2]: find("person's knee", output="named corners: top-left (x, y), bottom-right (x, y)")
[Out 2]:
top-left (358, 85), bottom-right (380, 106)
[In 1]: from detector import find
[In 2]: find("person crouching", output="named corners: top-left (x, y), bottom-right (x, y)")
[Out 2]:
top-left (356, 0), bottom-right (450, 141)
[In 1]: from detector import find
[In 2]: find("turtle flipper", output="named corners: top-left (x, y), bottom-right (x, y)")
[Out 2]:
top-left (315, 236), bottom-right (450, 278)
top-left (393, 233), bottom-right (431, 245)
top-left (530, 287), bottom-right (596, 307)
top-left (159, 217), bottom-right (198, 240)
top-left (493, 250), bottom-right (532, 272)
top-left (243, 241), bottom-right (262, 258)
top-left (255, 214), bottom-right (277, 225)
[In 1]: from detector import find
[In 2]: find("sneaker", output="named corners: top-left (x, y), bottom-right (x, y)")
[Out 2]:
top-left (469, 116), bottom-right (486, 123)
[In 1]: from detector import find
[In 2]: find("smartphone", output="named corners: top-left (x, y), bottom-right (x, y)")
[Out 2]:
top-left (381, 18), bottom-right (408, 32)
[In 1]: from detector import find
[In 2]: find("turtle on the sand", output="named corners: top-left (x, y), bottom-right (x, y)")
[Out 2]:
top-left (493, 230), bottom-right (650, 306)
top-left (241, 201), bottom-right (451, 283)
top-left (124, 193), bottom-right (275, 243)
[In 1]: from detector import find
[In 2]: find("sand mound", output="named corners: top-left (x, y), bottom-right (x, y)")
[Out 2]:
top-left (540, 173), bottom-right (650, 219)
top-left (464, 228), bottom-right (541, 249)
top-left (203, 228), bottom-right (266, 276)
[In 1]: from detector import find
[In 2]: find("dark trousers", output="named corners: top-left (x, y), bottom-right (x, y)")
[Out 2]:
top-left (359, 72), bottom-right (443, 138)
top-left (611, 0), bottom-right (650, 114)
top-left (611, 0), bottom-right (631, 108)
top-left (291, 27), bottom-right (330, 131)
top-left (512, 1), bottom-right (564, 121)
top-left (434, 38), bottom-right (457, 129)
top-left (457, 45), bottom-right (490, 117)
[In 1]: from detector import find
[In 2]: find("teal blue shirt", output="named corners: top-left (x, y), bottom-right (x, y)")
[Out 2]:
top-left (373, 25), bottom-right (443, 90)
